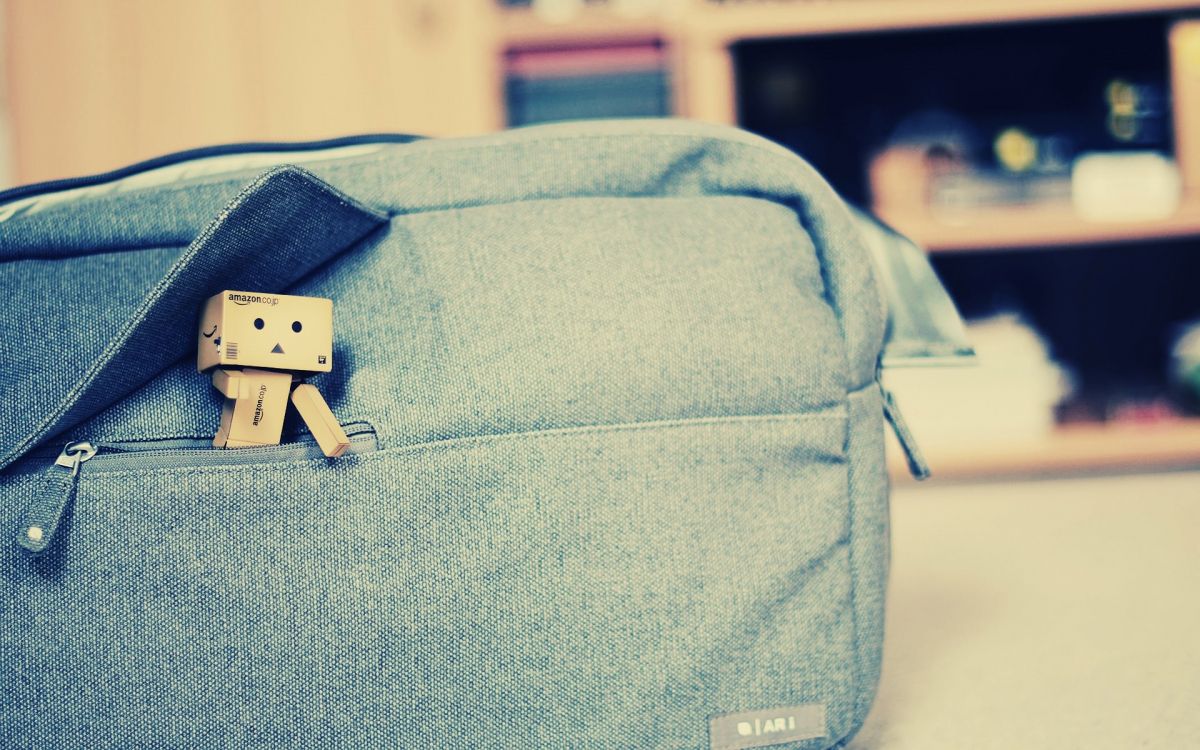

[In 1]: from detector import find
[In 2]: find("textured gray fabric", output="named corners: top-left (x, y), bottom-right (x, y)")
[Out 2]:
top-left (0, 119), bottom-right (891, 749)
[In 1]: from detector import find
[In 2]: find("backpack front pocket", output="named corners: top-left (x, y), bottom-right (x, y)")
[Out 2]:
top-left (2, 408), bottom-right (856, 750)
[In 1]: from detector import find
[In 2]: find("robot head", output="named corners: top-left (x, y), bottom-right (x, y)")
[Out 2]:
top-left (197, 290), bottom-right (333, 373)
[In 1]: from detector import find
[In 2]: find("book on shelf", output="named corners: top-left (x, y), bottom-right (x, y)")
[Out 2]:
top-left (505, 44), bottom-right (671, 126)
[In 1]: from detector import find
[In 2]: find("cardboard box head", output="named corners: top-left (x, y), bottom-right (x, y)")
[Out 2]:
top-left (197, 290), bottom-right (333, 373)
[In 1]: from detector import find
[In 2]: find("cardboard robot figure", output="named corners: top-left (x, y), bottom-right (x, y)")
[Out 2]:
top-left (197, 290), bottom-right (350, 457)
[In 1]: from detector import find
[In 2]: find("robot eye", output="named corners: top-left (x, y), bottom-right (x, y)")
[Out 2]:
top-left (253, 318), bottom-right (265, 330)
top-left (292, 321), bottom-right (303, 333)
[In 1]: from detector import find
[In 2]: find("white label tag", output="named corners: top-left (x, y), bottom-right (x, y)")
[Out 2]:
top-left (709, 704), bottom-right (827, 750)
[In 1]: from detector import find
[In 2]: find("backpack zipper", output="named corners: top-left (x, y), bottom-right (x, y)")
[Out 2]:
top-left (17, 441), bottom-right (98, 553)
top-left (879, 380), bottom-right (931, 480)
top-left (15, 425), bottom-right (378, 554)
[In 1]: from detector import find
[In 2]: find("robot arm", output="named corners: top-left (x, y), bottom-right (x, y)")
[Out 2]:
top-left (211, 368), bottom-right (252, 400)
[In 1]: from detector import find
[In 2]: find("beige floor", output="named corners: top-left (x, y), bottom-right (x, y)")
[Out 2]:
top-left (848, 469), bottom-right (1200, 750)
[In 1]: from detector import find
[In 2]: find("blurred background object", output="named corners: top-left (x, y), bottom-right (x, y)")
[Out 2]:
top-left (1172, 319), bottom-right (1200, 407)
top-left (882, 314), bottom-right (1077, 477)
top-left (504, 42), bottom-right (670, 126)
top-left (5, 0), bottom-right (1200, 481)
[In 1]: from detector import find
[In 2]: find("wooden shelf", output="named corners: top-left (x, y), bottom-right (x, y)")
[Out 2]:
top-left (687, 0), bottom-right (1200, 44)
top-left (890, 418), bottom-right (1200, 480)
top-left (876, 199), bottom-right (1200, 252)
top-left (499, 6), bottom-right (671, 47)
top-left (501, 1), bottom-right (1200, 48)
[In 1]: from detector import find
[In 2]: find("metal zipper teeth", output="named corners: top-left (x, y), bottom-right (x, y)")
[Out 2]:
top-left (15, 428), bottom-right (378, 554)
top-left (82, 429), bottom-right (379, 473)
top-left (16, 426), bottom-right (378, 473)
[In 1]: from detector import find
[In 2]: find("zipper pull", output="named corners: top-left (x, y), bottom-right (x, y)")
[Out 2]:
top-left (17, 441), bottom-right (97, 553)
top-left (879, 383), bottom-right (932, 480)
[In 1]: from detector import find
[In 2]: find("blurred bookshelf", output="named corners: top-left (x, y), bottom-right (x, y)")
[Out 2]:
top-left (491, 0), bottom-right (1200, 480)
top-left (877, 199), bottom-right (1200, 252)
top-left (684, 0), bottom-right (1200, 42)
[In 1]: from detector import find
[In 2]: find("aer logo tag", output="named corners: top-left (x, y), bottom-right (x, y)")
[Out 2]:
top-left (709, 704), bottom-right (826, 750)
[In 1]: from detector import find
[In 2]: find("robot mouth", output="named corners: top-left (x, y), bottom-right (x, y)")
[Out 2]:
top-left (271, 343), bottom-right (285, 354)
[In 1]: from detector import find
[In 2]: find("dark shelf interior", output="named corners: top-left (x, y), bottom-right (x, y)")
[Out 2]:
top-left (734, 14), bottom-right (1173, 204)
top-left (931, 238), bottom-right (1200, 418)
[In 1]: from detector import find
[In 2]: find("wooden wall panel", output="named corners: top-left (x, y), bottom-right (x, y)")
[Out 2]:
top-left (4, 0), bottom-right (502, 184)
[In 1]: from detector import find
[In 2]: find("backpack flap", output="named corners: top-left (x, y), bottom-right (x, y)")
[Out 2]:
top-left (0, 166), bottom-right (387, 472)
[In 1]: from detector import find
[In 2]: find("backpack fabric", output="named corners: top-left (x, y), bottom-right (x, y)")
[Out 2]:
top-left (0, 120), bottom-right (891, 749)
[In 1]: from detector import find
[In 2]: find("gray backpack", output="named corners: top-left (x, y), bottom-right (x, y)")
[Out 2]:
top-left (0, 120), bottom-right (942, 749)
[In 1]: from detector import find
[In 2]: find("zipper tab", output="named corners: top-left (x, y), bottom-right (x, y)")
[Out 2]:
top-left (880, 383), bottom-right (931, 480)
top-left (17, 441), bottom-right (97, 553)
